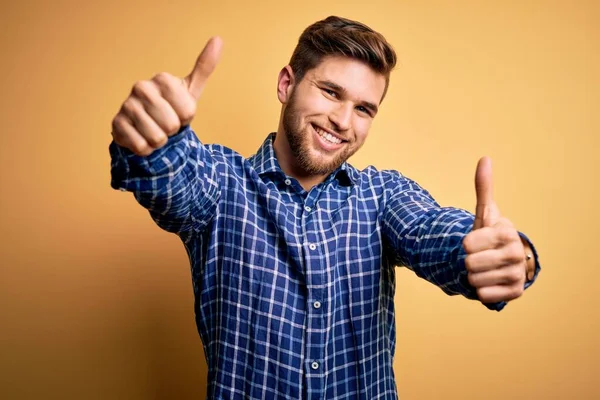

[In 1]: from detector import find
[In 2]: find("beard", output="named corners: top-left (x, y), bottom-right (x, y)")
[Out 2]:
top-left (282, 90), bottom-right (355, 176)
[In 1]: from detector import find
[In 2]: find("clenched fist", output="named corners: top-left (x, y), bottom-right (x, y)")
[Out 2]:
top-left (111, 37), bottom-right (223, 156)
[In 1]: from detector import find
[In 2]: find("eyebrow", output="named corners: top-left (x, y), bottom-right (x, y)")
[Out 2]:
top-left (318, 80), bottom-right (379, 114)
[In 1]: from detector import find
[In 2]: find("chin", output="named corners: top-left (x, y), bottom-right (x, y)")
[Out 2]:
top-left (302, 148), bottom-right (348, 176)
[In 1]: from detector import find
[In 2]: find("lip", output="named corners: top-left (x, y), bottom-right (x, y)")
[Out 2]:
top-left (312, 123), bottom-right (346, 142)
top-left (311, 123), bottom-right (345, 152)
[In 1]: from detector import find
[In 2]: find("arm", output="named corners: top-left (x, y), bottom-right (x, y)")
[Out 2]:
top-left (381, 179), bottom-right (479, 299)
top-left (110, 125), bottom-right (219, 234)
top-left (381, 173), bottom-right (541, 311)
top-left (109, 38), bottom-right (223, 234)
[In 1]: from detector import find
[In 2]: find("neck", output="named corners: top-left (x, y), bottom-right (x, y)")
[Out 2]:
top-left (273, 123), bottom-right (328, 192)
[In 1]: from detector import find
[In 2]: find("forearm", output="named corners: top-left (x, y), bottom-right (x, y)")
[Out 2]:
top-left (393, 205), bottom-right (479, 298)
top-left (382, 178), bottom-right (541, 310)
top-left (402, 210), bottom-right (541, 311)
top-left (110, 125), bottom-right (219, 234)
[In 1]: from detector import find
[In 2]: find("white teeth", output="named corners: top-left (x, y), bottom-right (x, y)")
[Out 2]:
top-left (314, 125), bottom-right (341, 144)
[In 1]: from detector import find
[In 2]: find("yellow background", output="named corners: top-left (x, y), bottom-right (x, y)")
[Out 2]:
top-left (1, 0), bottom-right (598, 398)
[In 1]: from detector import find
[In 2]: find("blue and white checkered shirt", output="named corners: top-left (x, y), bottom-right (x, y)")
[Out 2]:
top-left (110, 126), bottom-right (539, 399)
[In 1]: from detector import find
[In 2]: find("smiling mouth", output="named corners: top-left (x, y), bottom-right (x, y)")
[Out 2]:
top-left (311, 123), bottom-right (345, 145)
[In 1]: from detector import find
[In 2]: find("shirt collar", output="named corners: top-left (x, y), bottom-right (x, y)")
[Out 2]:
top-left (250, 133), bottom-right (355, 186)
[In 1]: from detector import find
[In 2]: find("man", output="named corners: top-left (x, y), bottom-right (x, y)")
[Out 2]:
top-left (110, 16), bottom-right (540, 400)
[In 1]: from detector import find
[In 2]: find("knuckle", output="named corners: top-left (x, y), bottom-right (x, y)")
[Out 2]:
top-left (507, 242), bottom-right (523, 262)
top-left (147, 132), bottom-right (168, 147)
top-left (510, 285), bottom-right (524, 300)
top-left (111, 115), bottom-right (126, 135)
top-left (476, 287), bottom-right (487, 301)
top-left (499, 227), bottom-right (517, 243)
top-left (133, 142), bottom-right (153, 156)
top-left (462, 234), bottom-right (474, 253)
top-left (467, 272), bottom-right (478, 288)
top-left (154, 135), bottom-right (168, 148)
top-left (111, 116), bottom-right (120, 134)
top-left (152, 133), bottom-right (168, 149)
top-left (131, 80), bottom-right (155, 102)
top-left (111, 131), bottom-right (125, 147)
top-left (180, 101), bottom-right (197, 121)
top-left (131, 80), bottom-right (147, 95)
top-left (122, 97), bottom-right (139, 115)
top-left (153, 71), bottom-right (172, 84)
top-left (164, 118), bottom-right (180, 135)
top-left (130, 144), bottom-right (143, 155)
top-left (153, 72), bottom-right (179, 92)
top-left (464, 254), bottom-right (475, 272)
top-left (508, 267), bottom-right (524, 283)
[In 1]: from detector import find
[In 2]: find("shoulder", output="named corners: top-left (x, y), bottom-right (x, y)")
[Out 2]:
top-left (347, 164), bottom-right (426, 193)
top-left (205, 143), bottom-right (244, 161)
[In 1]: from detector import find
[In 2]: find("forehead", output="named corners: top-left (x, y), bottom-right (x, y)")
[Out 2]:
top-left (305, 56), bottom-right (387, 104)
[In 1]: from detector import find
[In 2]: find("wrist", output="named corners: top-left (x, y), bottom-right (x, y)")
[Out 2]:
top-left (520, 236), bottom-right (535, 281)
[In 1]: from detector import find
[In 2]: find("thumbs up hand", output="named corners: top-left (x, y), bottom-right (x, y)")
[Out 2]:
top-left (111, 37), bottom-right (223, 156)
top-left (462, 157), bottom-right (529, 304)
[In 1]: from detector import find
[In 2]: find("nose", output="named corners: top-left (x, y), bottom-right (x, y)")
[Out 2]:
top-left (329, 102), bottom-right (353, 132)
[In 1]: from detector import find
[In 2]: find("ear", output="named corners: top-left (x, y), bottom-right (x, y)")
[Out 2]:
top-left (277, 65), bottom-right (295, 104)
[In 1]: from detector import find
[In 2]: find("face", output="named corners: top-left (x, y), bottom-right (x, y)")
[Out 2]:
top-left (278, 56), bottom-right (387, 176)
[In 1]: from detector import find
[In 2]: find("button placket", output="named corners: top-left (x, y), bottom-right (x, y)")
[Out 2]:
top-left (302, 190), bottom-right (326, 396)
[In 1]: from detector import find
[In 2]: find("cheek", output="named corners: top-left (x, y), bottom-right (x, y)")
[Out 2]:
top-left (353, 119), bottom-right (372, 143)
top-left (293, 98), bottom-right (327, 121)
top-left (302, 90), bottom-right (333, 113)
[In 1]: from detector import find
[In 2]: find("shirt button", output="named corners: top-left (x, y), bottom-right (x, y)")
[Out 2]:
top-left (284, 179), bottom-right (291, 186)
top-left (308, 243), bottom-right (317, 251)
top-left (304, 205), bottom-right (312, 212)
top-left (311, 361), bottom-right (319, 370)
top-left (313, 301), bottom-right (321, 309)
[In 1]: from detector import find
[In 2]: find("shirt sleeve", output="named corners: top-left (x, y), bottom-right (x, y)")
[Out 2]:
top-left (381, 174), bottom-right (541, 311)
top-left (109, 125), bottom-right (220, 235)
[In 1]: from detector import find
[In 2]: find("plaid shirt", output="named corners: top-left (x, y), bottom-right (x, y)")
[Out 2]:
top-left (110, 126), bottom-right (539, 399)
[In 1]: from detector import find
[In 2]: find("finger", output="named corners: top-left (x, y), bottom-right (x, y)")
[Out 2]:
top-left (112, 115), bottom-right (154, 156)
top-left (474, 156), bottom-right (500, 229)
top-left (467, 263), bottom-right (525, 288)
top-left (184, 36), bottom-right (223, 100)
top-left (152, 72), bottom-right (197, 126)
top-left (464, 248), bottom-right (521, 274)
top-left (475, 156), bottom-right (494, 208)
top-left (477, 284), bottom-right (524, 303)
top-left (121, 97), bottom-right (168, 148)
top-left (463, 224), bottom-right (520, 253)
top-left (132, 79), bottom-right (182, 136)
